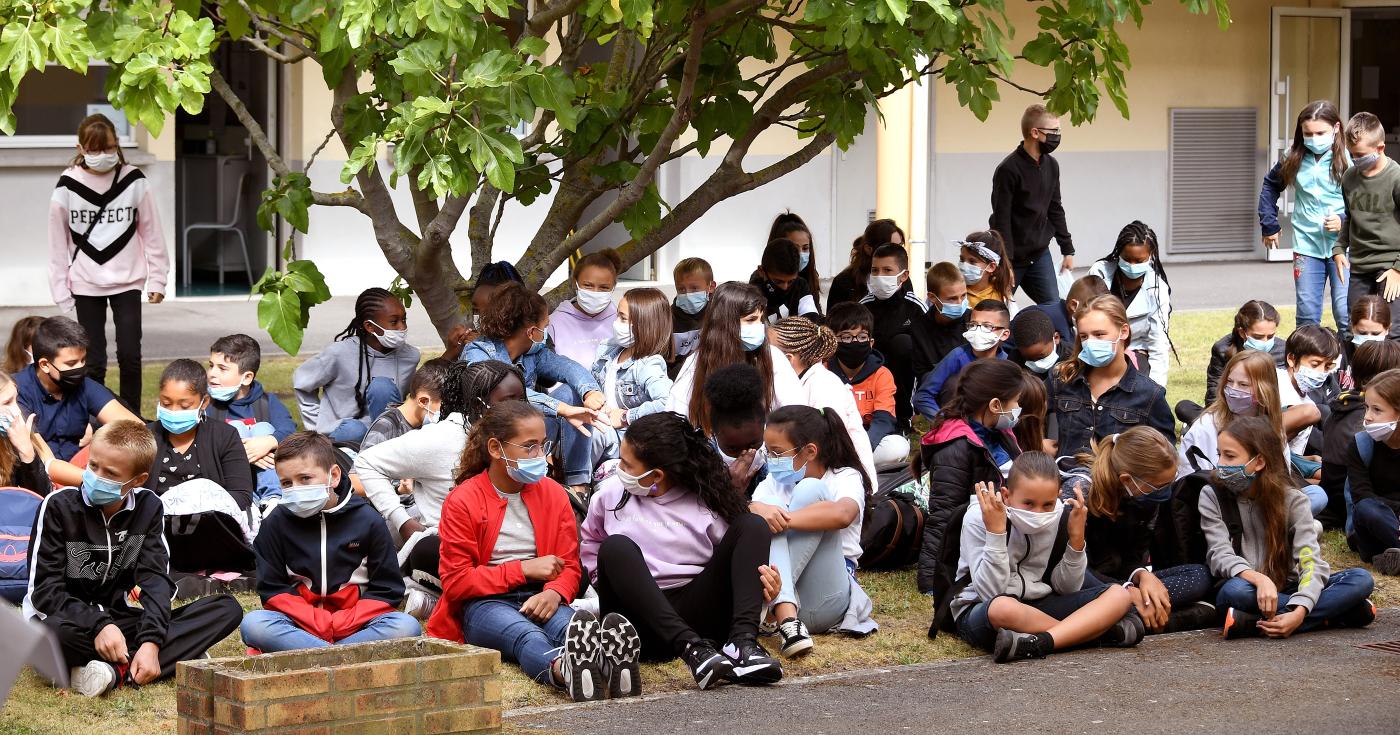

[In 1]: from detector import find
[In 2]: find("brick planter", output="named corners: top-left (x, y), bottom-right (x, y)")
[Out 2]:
top-left (176, 638), bottom-right (502, 735)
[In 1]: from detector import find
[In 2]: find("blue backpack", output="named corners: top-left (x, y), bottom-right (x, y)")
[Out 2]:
top-left (0, 486), bottom-right (43, 603)
top-left (1345, 430), bottom-right (1373, 542)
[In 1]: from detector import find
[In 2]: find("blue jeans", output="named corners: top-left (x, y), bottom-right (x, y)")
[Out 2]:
top-left (1215, 566), bottom-right (1374, 632)
top-left (545, 383), bottom-right (594, 485)
top-left (1351, 497), bottom-right (1400, 561)
top-left (956, 583), bottom-right (1115, 651)
top-left (765, 478), bottom-right (852, 634)
top-left (1301, 484), bottom-right (1329, 518)
top-left (1013, 252), bottom-right (1061, 306)
top-left (1294, 253), bottom-right (1348, 333)
top-left (327, 377), bottom-right (402, 444)
top-left (463, 591), bottom-right (575, 683)
top-left (240, 609), bottom-right (421, 652)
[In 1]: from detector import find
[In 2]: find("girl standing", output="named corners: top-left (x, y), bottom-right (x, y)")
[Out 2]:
top-left (1087, 221), bottom-right (1174, 387)
top-left (1205, 416), bottom-right (1375, 638)
top-left (769, 212), bottom-right (822, 313)
top-left (49, 114), bottom-right (168, 413)
top-left (549, 249), bottom-right (621, 369)
top-left (1259, 100), bottom-right (1350, 333)
top-left (958, 233), bottom-right (1015, 310)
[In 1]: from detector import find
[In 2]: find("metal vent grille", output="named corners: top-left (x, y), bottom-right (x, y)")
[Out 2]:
top-left (1358, 640), bottom-right (1400, 655)
top-left (1167, 108), bottom-right (1258, 255)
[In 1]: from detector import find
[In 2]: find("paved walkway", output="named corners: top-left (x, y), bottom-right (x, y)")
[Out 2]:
top-left (511, 612), bottom-right (1400, 735)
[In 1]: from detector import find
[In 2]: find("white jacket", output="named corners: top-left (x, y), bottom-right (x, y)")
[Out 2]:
top-left (352, 413), bottom-right (468, 531)
top-left (1088, 260), bottom-right (1172, 387)
top-left (666, 345), bottom-right (804, 417)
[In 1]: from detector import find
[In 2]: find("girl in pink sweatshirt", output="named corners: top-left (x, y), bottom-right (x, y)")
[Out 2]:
top-left (49, 114), bottom-right (168, 412)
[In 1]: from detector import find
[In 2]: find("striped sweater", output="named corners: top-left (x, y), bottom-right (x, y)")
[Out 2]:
top-left (48, 164), bottom-right (168, 311)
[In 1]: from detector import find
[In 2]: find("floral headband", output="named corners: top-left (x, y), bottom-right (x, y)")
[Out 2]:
top-left (956, 240), bottom-right (1001, 265)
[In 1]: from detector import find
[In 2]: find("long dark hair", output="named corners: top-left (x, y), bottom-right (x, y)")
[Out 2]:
top-left (1216, 416), bottom-right (1294, 588)
top-left (1225, 299), bottom-right (1281, 359)
top-left (455, 400), bottom-right (541, 483)
top-left (1100, 221), bottom-right (1178, 364)
top-left (689, 282), bottom-right (773, 432)
top-left (767, 405), bottom-right (872, 501)
top-left (333, 287), bottom-right (399, 417)
top-left (613, 412), bottom-right (748, 522)
top-left (1013, 369), bottom-right (1047, 454)
top-left (770, 212), bottom-right (821, 311)
top-left (1279, 100), bottom-right (1347, 189)
top-left (928, 359), bottom-right (1024, 437)
top-left (441, 359), bottom-right (524, 424)
top-left (840, 219), bottom-right (905, 299)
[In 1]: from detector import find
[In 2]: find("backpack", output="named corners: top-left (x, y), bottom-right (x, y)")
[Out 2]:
top-left (1343, 429), bottom-right (1372, 544)
top-left (0, 486), bottom-right (42, 603)
top-left (927, 507), bottom-right (1071, 639)
top-left (859, 488), bottom-right (926, 569)
top-left (1151, 446), bottom-right (1285, 570)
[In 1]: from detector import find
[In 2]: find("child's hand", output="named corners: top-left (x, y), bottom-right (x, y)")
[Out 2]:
top-left (556, 404), bottom-right (598, 436)
top-left (1258, 606), bottom-right (1306, 638)
top-left (749, 501), bottom-right (790, 534)
top-left (1066, 482), bottom-right (1087, 550)
top-left (147, 292), bottom-right (164, 304)
top-left (606, 407), bottom-right (627, 429)
top-left (758, 564), bottom-right (782, 604)
top-left (243, 435), bottom-right (279, 462)
top-left (581, 391), bottom-right (606, 412)
top-left (1134, 571), bottom-right (1173, 631)
top-left (522, 555), bottom-right (565, 582)
top-left (519, 590), bottom-right (562, 623)
top-left (1323, 214), bottom-right (1343, 233)
top-left (1379, 269), bottom-right (1400, 301)
top-left (1334, 253), bottom-right (1350, 273)
top-left (725, 448), bottom-right (760, 491)
top-left (129, 642), bottom-right (161, 685)
top-left (975, 482), bottom-right (1006, 535)
top-left (397, 478), bottom-right (415, 496)
top-left (1244, 571), bottom-right (1279, 618)
top-left (1262, 233), bottom-right (1280, 249)
top-left (94, 623), bottom-right (129, 665)
top-left (5, 413), bottom-right (36, 462)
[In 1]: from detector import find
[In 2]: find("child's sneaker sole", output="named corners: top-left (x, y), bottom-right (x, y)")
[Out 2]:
top-left (600, 612), bottom-right (642, 698)
top-left (779, 635), bottom-right (813, 658)
top-left (562, 611), bottom-right (605, 702)
top-left (1372, 548), bottom-right (1400, 576)
top-left (70, 661), bottom-right (117, 698)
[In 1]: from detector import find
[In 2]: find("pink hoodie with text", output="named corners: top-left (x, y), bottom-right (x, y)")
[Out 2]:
top-left (48, 164), bottom-right (168, 312)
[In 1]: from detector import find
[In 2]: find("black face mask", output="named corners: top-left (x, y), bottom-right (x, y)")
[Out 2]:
top-left (1039, 133), bottom-right (1061, 155)
top-left (49, 364), bottom-right (87, 390)
top-left (834, 341), bottom-right (871, 369)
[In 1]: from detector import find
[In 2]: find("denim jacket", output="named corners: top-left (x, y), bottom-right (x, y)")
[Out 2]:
top-left (460, 338), bottom-right (601, 417)
top-left (1048, 361), bottom-right (1175, 457)
top-left (590, 343), bottom-right (673, 424)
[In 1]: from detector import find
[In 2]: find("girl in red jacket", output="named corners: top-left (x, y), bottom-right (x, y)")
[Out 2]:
top-left (429, 401), bottom-right (641, 702)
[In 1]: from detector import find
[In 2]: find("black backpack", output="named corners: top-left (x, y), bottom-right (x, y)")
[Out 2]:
top-left (1151, 446), bottom-right (1290, 570)
top-left (928, 508), bottom-right (1071, 639)
top-left (859, 488), bottom-right (926, 569)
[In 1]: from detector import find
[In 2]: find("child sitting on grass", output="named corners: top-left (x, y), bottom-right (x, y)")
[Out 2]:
top-left (206, 334), bottom-right (298, 503)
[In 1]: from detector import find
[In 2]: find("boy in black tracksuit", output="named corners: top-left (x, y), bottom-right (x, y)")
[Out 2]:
top-left (24, 420), bottom-right (242, 697)
top-left (860, 244), bottom-right (936, 429)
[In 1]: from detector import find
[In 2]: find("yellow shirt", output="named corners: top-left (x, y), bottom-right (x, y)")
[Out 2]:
top-left (966, 282), bottom-right (1011, 310)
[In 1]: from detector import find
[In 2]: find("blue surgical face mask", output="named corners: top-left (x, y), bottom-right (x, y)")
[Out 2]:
top-left (1078, 338), bottom-right (1119, 368)
top-left (1294, 365), bottom-right (1328, 393)
top-left (740, 321), bottom-right (767, 351)
top-left (1126, 476), bottom-right (1173, 504)
top-left (1118, 259), bottom-right (1152, 279)
top-left (766, 451), bottom-right (808, 486)
top-left (157, 405), bottom-right (202, 435)
top-left (0, 412), bottom-right (11, 437)
top-left (526, 329), bottom-right (548, 356)
top-left (1243, 336), bottom-right (1275, 352)
top-left (798, 251), bottom-right (811, 272)
top-left (1305, 132), bottom-right (1335, 155)
top-left (282, 483), bottom-right (331, 518)
top-left (81, 469), bottom-right (129, 506)
top-left (1353, 333), bottom-right (1385, 346)
top-left (208, 383), bottom-right (240, 402)
top-left (676, 291), bottom-right (709, 316)
top-left (958, 261), bottom-right (985, 286)
top-left (505, 455), bottom-right (549, 484)
top-left (934, 295), bottom-right (968, 320)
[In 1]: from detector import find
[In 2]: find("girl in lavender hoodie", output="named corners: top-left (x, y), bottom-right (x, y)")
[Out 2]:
top-left (548, 249), bottom-right (621, 368)
top-left (580, 412), bottom-right (783, 690)
top-left (49, 114), bottom-right (168, 412)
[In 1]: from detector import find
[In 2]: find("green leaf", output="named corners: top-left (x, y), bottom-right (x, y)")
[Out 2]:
top-left (258, 287), bottom-right (305, 355)
top-left (517, 36), bottom-right (549, 57)
top-left (526, 67), bottom-right (578, 131)
top-left (882, 0), bottom-right (910, 25)
top-left (1021, 33), bottom-right (1062, 66)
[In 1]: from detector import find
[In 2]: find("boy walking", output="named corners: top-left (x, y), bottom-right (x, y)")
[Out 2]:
top-left (990, 104), bottom-right (1075, 305)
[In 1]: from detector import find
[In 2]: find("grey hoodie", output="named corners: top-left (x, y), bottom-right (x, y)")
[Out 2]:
top-left (1199, 485), bottom-right (1328, 612)
top-left (292, 335), bottom-right (419, 432)
top-left (951, 501), bottom-right (1087, 622)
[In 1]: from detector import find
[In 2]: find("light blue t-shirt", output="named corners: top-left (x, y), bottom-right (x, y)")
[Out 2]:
top-left (1291, 149), bottom-right (1348, 260)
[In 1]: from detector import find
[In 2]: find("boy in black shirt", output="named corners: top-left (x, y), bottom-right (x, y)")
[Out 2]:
top-left (860, 243), bottom-right (934, 428)
top-left (671, 257), bottom-right (716, 377)
top-left (750, 238), bottom-right (820, 323)
top-left (923, 261), bottom-right (970, 366)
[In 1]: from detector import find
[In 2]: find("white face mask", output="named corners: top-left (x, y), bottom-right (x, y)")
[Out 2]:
top-left (575, 288), bottom-right (614, 316)
top-left (963, 325), bottom-right (1002, 352)
top-left (867, 271), bottom-right (906, 300)
top-left (611, 318), bottom-right (634, 347)
top-left (1025, 350), bottom-right (1059, 374)
top-left (369, 320), bottom-right (408, 350)
top-left (617, 467), bottom-right (657, 496)
top-left (1364, 420), bottom-right (1397, 442)
top-left (1006, 500), bottom-right (1063, 534)
top-left (84, 151), bottom-right (119, 172)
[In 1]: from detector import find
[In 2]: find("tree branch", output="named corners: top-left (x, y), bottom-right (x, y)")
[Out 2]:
top-left (237, 0), bottom-right (314, 57)
top-left (467, 184), bottom-right (501, 279)
top-left (526, 0), bottom-right (588, 35)
top-left (243, 35), bottom-right (307, 64)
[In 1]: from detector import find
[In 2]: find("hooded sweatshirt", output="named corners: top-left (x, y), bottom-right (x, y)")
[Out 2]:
top-left (579, 476), bottom-right (729, 590)
top-left (48, 164), bottom-right (169, 312)
top-left (352, 413), bottom-right (469, 530)
top-left (292, 335), bottom-right (419, 432)
top-left (208, 380), bottom-right (297, 441)
top-left (548, 299), bottom-right (618, 369)
top-left (951, 499), bottom-right (1086, 622)
top-left (829, 349), bottom-right (899, 450)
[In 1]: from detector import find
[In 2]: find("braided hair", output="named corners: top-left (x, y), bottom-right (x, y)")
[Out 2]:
top-left (771, 317), bottom-right (837, 369)
top-left (612, 411), bottom-right (748, 522)
top-left (333, 287), bottom-right (399, 418)
top-left (441, 359), bottom-right (525, 424)
top-left (1101, 221), bottom-right (1178, 364)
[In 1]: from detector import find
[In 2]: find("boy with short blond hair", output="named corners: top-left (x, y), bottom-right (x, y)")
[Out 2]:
top-left (1333, 112), bottom-right (1400, 338)
top-left (924, 261), bottom-right (971, 365)
top-left (671, 257), bottom-right (716, 370)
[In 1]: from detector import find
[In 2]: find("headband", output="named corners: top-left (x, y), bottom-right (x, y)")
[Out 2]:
top-left (956, 240), bottom-right (1001, 266)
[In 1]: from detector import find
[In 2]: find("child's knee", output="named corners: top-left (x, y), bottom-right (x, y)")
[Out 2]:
top-left (1098, 584), bottom-right (1132, 612)
top-left (382, 612), bottom-right (422, 638)
top-left (985, 595), bottom-right (1022, 627)
top-left (790, 477), bottom-right (834, 508)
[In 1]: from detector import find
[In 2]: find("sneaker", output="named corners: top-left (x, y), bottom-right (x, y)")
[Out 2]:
top-left (70, 660), bottom-right (117, 698)
top-left (1099, 609), bottom-right (1145, 648)
top-left (992, 629), bottom-right (1048, 663)
top-left (1222, 607), bottom-right (1263, 640)
top-left (403, 589), bottom-right (438, 620)
top-left (1332, 598), bottom-right (1377, 629)
top-left (559, 610), bottom-right (605, 702)
top-left (721, 637), bottom-right (783, 685)
top-left (681, 639), bottom-right (733, 690)
top-left (1372, 548), bottom-right (1400, 576)
top-left (776, 617), bottom-right (813, 658)
top-left (571, 594), bottom-right (601, 617)
top-left (1163, 601), bottom-right (1218, 633)
top-left (599, 613), bottom-right (641, 699)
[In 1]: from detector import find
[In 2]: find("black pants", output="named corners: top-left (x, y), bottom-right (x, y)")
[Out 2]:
top-left (593, 512), bottom-right (768, 660)
top-left (402, 533), bottom-right (442, 593)
top-left (43, 594), bottom-right (242, 680)
top-left (73, 289), bottom-right (144, 412)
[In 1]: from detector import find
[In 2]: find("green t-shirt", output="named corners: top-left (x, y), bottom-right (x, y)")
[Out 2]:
top-left (1337, 158), bottom-right (1400, 273)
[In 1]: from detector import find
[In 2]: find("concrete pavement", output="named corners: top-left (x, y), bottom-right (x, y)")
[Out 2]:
top-left (511, 612), bottom-right (1400, 735)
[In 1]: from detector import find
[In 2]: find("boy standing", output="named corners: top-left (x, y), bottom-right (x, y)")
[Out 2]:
top-left (241, 432), bottom-right (420, 653)
top-left (826, 303), bottom-right (909, 471)
top-left (207, 334), bottom-right (298, 503)
top-left (671, 258), bottom-right (716, 375)
top-left (1333, 112), bottom-right (1400, 338)
top-left (861, 243), bottom-right (935, 428)
top-left (914, 300), bottom-right (1012, 419)
top-left (24, 420), bottom-right (242, 696)
top-left (749, 239), bottom-right (820, 323)
top-left (990, 104), bottom-right (1075, 306)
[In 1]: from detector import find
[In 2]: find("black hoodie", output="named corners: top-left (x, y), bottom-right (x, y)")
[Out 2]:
top-left (861, 282), bottom-right (935, 426)
top-left (1320, 390), bottom-right (1367, 528)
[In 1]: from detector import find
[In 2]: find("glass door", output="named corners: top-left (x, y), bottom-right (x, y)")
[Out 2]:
top-left (1269, 8), bottom-right (1349, 260)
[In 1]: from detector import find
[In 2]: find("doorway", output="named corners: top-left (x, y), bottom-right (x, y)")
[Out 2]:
top-left (174, 44), bottom-right (277, 296)
top-left (1349, 8), bottom-right (1400, 162)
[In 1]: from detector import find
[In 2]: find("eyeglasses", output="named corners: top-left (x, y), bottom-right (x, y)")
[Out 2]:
top-left (1127, 475), bottom-right (1171, 496)
top-left (1036, 127), bottom-right (1061, 135)
top-left (967, 322), bottom-right (1007, 332)
top-left (502, 439), bottom-right (554, 458)
top-left (837, 335), bottom-right (871, 344)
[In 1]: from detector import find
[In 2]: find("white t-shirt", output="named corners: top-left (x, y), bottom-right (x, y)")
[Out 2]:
top-left (752, 466), bottom-right (867, 563)
top-left (602, 359), bottom-right (621, 411)
top-left (1276, 367), bottom-right (1314, 455)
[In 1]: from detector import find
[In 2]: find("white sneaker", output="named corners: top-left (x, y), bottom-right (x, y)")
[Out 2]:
top-left (403, 589), bottom-right (439, 620)
top-left (571, 594), bottom-right (600, 617)
top-left (70, 660), bottom-right (117, 698)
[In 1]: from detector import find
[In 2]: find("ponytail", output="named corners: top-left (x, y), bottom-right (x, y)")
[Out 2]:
top-left (767, 404), bottom-right (872, 501)
top-left (1074, 426), bottom-right (1176, 519)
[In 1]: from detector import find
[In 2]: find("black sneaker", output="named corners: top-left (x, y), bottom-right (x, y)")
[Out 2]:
top-left (992, 629), bottom-right (1049, 663)
top-left (1164, 601), bottom-right (1218, 633)
top-left (776, 617), bottom-right (813, 658)
top-left (1373, 548), bottom-right (1400, 576)
top-left (722, 637), bottom-right (783, 685)
top-left (599, 612), bottom-right (641, 699)
top-left (560, 610), bottom-right (605, 702)
top-left (1222, 607), bottom-right (1263, 639)
top-left (1099, 609), bottom-right (1145, 648)
top-left (681, 639), bottom-right (733, 691)
top-left (1332, 598), bottom-right (1377, 629)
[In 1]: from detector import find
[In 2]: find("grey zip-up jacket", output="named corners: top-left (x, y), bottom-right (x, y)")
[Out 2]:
top-left (292, 336), bottom-right (419, 432)
top-left (951, 501), bottom-right (1086, 622)
top-left (1199, 484), bottom-right (1328, 612)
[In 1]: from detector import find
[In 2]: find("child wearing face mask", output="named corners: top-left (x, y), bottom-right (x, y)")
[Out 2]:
top-left (361, 360), bottom-right (450, 451)
top-left (1087, 221), bottom-right (1174, 387)
top-left (589, 289), bottom-right (674, 462)
top-left (293, 288), bottom-right (420, 445)
top-left (957, 234), bottom-right (1015, 311)
top-left (48, 114), bottom-right (168, 414)
top-left (549, 249), bottom-right (622, 368)
top-left (1346, 368), bottom-right (1400, 577)
top-left (242, 432), bottom-right (421, 653)
top-left (1203, 300), bottom-right (1286, 407)
top-left (1205, 417), bottom-right (1375, 639)
top-left (826, 303), bottom-right (907, 471)
top-left (950, 451), bottom-right (1142, 662)
top-left (1333, 112), bottom-right (1400, 338)
top-left (1179, 350), bottom-right (1288, 480)
top-left (769, 318), bottom-right (877, 484)
top-left (861, 242), bottom-right (937, 429)
top-left (206, 334), bottom-right (298, 503)
top-left (749, 238), bottom-right (820, 323)
top-left (914, 300), bottom-right (1012, 419)
top-left (1278, 326), bottom-right (1340, 499)
top-left (1342, 295), bottom-right (1391, 381)
top-left (670, 258), bottom-right (716, 375)
top-left (26, 420), bottom-right (241, 697)
top-left (0, 372), bottom-right (47, 495)
top-left (1007, 308), bottom-right (1064, 379)
top-left (923, 262), bottom-right (972, 366)
top-left (1320, 340), bottom-right (1400, 528)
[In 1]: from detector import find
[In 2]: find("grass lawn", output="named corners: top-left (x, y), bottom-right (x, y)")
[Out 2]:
top-left (4, 306), bottom-right (1397, 733)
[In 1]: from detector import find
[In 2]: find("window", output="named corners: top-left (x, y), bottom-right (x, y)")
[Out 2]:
top-left (0, 63), bottom-right (134, 148)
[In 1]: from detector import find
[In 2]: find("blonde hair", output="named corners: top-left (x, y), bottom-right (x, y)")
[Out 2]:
top-left (672, 257), bottom-right (713, 283)
top-left (0, 372), bottom-right (44, 486)
top-left (1056, 294), bottom-right (1129, 383)
top-left (91, 420), bottom-right (157, 476)
top-left (1021, 104), bottom-right (1056, 139)
top-left (1345, 111), bottom-right (1385, 149)
top-left (1077, 427), bottom-right (1176, 519)
top-left (1205, 349), bottom-right (1284, 439)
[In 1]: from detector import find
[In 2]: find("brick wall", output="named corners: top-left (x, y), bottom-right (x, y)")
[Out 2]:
top-left (176, 638), bottom-right (502, 735)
